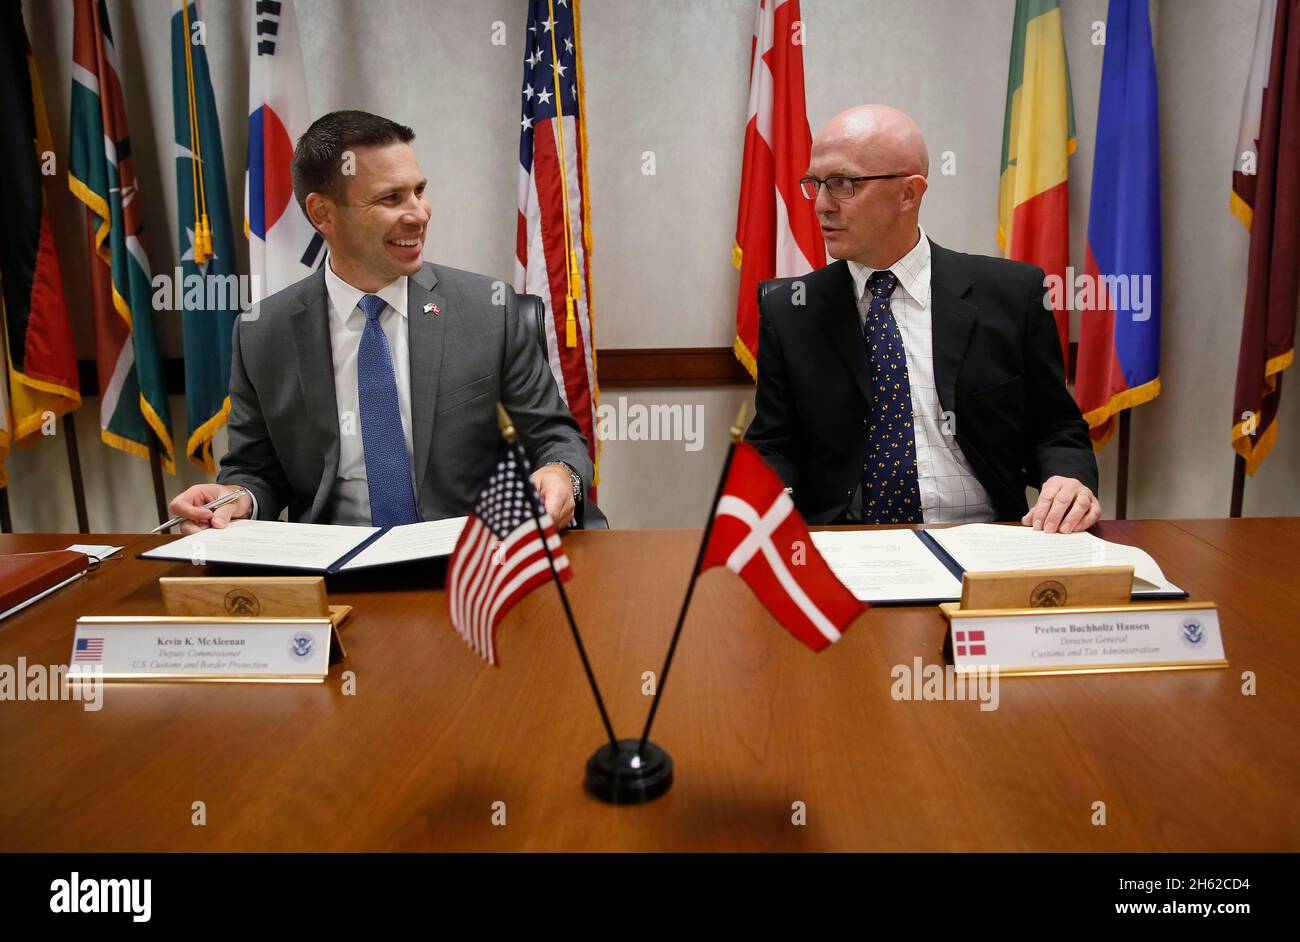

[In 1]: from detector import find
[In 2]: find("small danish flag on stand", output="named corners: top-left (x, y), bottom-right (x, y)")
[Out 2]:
top-left (699, 442), bottom-right (866, 651)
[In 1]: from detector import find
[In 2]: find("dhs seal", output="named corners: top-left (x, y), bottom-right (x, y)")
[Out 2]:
top-left (1030, 580), bottom-right (1067, 607)
top-left (288, 634), bottom-right (315, 660)
top-left (224, 588), bottom-right (260, 617)
top-left (1181, 619), bottom-right (1206, 649)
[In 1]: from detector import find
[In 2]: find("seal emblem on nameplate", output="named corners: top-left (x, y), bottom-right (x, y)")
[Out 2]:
top-left (1030, 580), bottom-right (1068, 607)
top-left (224, 588), bottom-right (261, 617)
top-left (1181, 618), bottom-right (1206, 649)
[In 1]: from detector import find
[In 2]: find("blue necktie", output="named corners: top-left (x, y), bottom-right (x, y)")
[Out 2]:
top-left (356, 293), bottom-right (419, 526)
top-left (861, 270), bottom-right (922, 525)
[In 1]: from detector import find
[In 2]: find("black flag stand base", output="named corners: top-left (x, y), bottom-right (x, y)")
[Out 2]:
top-left (495, 403), bottom-right (655, 804)
top-left (587, 405), bottom-right (750, 806)
top-left (585, 739), bottom-right (673, 805)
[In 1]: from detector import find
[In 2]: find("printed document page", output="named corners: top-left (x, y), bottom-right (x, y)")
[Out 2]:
top-left (926, 523), bottom-right (1180, 592)
top-left (812, 529), bottom-right (964, 602)
top-left (141, 520), bottom-right (377, 571)
top-left (339, 517), bottom-right (468, 571)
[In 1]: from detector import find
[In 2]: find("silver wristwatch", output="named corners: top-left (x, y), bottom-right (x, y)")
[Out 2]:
top-left (548, 462), bottom-right (583, 505)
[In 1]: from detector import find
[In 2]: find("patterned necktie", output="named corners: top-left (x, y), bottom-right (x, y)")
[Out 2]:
top-left (861, 270), bottom-right (922, 524)
top-left (356, 293), bottom-right (419, 526)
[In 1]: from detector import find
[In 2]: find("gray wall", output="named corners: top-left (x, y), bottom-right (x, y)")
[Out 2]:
top-left (9, 0), bottom-right (1296, 533)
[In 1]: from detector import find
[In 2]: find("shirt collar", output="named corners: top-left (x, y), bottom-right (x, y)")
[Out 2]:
top-left (324, 254), bottom-right (408, 325)
top-left (846, 226), bottom-right (931, 307)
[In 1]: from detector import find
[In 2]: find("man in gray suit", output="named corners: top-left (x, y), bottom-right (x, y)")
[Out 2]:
top-left (168, 111), bottom-right (592, 534)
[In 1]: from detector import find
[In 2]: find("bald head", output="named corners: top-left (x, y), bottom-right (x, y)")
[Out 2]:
top-left (807, 105), bottom-right (929, 268)
top-left (817, 105), bottom-right (929, 177)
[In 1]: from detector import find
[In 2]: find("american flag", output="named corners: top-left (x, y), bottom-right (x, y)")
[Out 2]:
top-left (447, 446), bottom-right (572, 665)
top-left (73, 637), bottom-right (104, 662)
top-left (515, 0), bottom-right (599, 487)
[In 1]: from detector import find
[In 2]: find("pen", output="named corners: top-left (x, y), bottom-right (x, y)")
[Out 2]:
top-left (150, 488), bottom-right (248, 535)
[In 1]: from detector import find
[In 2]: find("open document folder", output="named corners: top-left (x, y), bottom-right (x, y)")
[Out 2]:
top-left (140, 518), bottom-right (468, 574)
top-left (811, 523), bottom-right (1188, 605)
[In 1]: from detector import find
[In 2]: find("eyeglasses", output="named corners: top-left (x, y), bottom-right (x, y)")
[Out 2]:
top-left (799, 173), bottom-right (910, 200)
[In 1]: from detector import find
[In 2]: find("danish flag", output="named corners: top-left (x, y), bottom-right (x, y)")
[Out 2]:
top-left (700, 443), bottom-right (865, 651)
top-left (953, 630), bottom-right (986, 657)
top-left (731, 0), bottom-right (824, 378)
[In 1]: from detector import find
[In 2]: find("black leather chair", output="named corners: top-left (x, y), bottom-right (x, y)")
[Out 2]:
top-left (517, 293), bottom-right (551, 363)
top-left (517, 293), bottom-right (610, 529)
top-left (757, 278), bottom-right (781, 302)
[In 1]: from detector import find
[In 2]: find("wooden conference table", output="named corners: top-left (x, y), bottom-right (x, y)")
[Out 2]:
top-left (1, 518), bottom-right (1298, 852)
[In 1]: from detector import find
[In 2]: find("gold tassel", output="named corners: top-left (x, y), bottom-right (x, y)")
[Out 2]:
top-left (194, 214), bottom-right (210, 265)
top-left (565, 296), bottom-right (577, 347)
top-left (568, 250), bottom-right (582, 299)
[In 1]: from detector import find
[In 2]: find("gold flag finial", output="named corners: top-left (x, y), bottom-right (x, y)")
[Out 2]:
top-left (730, 403), bottom-right (748, 442)
top-left (496, 402), bottom-right (518, 443)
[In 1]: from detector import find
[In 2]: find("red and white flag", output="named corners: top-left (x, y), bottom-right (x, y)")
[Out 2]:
top-left (447, 445), bottom-right (571, 666)
top-left (700, 443), bottom-right (865, 651)
top-left (732, 0), bottom-right (824, 378)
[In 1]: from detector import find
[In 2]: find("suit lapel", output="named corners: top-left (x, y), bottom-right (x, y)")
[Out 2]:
top-left (928, 241), bottom-right (977, 415)
top-left (407, 263), bottom-right (448, 498)
top-left (813, 260), bottom-right (873, 404)
top-left (289, 267), bottom-right (340, 519)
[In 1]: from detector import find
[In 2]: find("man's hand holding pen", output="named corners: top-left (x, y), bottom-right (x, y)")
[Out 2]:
top-left (166, 484), bottom-right (253, 535)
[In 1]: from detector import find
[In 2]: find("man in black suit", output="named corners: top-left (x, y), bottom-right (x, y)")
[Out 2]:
top-left (746, 105), bottom-right (1100, 533)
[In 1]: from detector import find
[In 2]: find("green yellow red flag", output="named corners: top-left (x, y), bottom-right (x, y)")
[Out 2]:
top-left (999, 0), bottom-right (1077, 368)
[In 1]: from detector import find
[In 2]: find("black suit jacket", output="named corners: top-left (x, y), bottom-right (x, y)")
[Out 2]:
top-left (745, 240), bottom-right (1098, 524)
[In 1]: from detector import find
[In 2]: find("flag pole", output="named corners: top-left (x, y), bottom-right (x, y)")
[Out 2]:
top-left (636, 404), bottom-right (748, 758)
top-left (496, 404), bottom-right (618, 754)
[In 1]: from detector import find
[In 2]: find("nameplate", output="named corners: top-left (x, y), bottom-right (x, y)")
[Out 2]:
top-left (68, 616), bottom-right (333, 683)
top-left (940, 601), bottom-right (1227, 676)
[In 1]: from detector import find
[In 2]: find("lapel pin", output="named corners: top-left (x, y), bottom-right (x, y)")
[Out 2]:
top-left (423, 302), bottom-right (440, 316)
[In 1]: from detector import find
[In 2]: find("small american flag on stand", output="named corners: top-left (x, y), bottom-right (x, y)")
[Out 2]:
top-left (447, 446), bottom-right (571, 666)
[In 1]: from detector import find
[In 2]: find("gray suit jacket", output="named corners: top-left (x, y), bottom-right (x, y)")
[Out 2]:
top-left (216, 261), bottom-right (593, 524)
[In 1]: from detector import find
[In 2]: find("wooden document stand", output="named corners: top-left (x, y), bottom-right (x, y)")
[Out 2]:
top-left (956, 565), bottom-right (1134, 609)
top-left (159, 575), bottom-right (351, 667)
top-left (160, 576), bottom-right (344, 619)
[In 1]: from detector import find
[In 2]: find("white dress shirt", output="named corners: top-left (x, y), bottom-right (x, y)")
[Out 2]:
top-left (846, 228), bottom-right (996, 524)
top-left (322, 258), bottom-right (416, 526)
